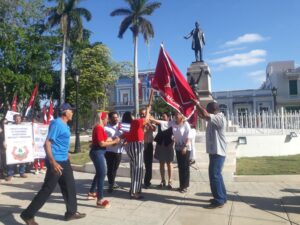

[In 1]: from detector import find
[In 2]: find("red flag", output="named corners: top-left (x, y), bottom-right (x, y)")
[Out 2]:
top-left (152, 45), bottom-right (197, 118)
top-left (47, 98), bottom-right (54, 123)
top-left (42, 105), bottom-right (48, 124)
top-left (11, 94), bottom-right (17, 112)
top-left (25, 84), bottom-right (39, 117)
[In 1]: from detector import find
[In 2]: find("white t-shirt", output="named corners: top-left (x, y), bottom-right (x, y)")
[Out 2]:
top-left (206, 113), bottom-right (227, 156)
top-left (161, 120), bottom-right (191, 151)
top-left (105, 123), bottom-right (124, 153)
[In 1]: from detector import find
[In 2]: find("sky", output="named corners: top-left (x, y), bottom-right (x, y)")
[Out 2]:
top-left (72, 0), bottom-right (300, 92)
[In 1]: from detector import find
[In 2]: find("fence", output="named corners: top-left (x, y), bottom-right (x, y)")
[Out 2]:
top-left (225, 109), bottom-right (300, 135)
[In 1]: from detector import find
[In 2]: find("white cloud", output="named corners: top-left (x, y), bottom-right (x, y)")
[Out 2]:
top-left (248, 70), bottom-right (266, 83)
top-left (209, 49), bottom-right (267, 69)
top-left (212, 47), bottom-right (246, 55)
top-left (224, 33), bottom-right (268, 47)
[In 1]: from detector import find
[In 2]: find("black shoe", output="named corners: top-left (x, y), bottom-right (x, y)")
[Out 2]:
top-left (20, 213), bottom-right (39, 225)
top-left (130, 194), bottom-right (144, 200)
top-left (209, 198), bottom-right (227, 204)
top-left (189, 160), bottom-right (196, 165)
top-left (143, 183), bottom-right (151, 189)
top-left (64, 212), bottom-right (86, 221)
top-left (205, 202), bottom-right (224, 209)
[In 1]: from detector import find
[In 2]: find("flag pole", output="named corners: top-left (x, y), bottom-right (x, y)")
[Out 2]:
top-left (147, 89), bottom-right (154, 108)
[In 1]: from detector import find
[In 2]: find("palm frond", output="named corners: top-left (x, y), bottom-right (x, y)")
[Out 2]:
top-left (118, 15), bottom-right (134, 38)
top-left (110, 8), bottom-right (132, 17)
top-left (139, 2), bottom-right (161, 15)
top-left (74, 8), bottom-right (92, 21)
top-left (139, 17), bottom-right (154, 42)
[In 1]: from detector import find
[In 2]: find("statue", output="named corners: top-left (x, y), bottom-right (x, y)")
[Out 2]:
top-left (184, 21), bottom-right (205, 62)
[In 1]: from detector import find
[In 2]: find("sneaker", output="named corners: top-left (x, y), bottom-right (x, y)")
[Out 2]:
top-left (96, 199), bottom-right (111, 208)
top-left (87, 192), bottom-right (97, 200)
top-left (143, 183), bottom-right (151, 189)
top-left (205, 202), bottom-right (225, 209)
top-left (130, 194), bottom-right (144, 200)
top-left (64, 212), bottom-right (86, 221)
top-left (20, 174), bottom-right (28, 178)
top-left (34, 170), bottom-right (39, 175)
top-left (20, 213), bottom-right (39, 225)
top-left (39, 169), bottom-right (46, 174)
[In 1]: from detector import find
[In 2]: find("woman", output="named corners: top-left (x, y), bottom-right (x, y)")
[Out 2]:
top-left (154, 112), bottom-right (174, 189)
top-left (88, 112), bottom-right (120, 208)
top-left (122, 108), bottom-right (150, 199)
top-left (151, 111), bottom-right (191, 193)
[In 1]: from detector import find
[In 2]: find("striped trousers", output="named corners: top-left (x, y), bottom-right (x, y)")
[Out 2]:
top-left (126, 142), bottom-right (144, 195)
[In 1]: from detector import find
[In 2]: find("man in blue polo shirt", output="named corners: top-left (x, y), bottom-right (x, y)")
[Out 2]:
top-left (21, 103), bottom-right (85, 225)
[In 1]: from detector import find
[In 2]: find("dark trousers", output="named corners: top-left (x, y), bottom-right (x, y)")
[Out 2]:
top-left (209, 154), bottom-right (227, 204)
top-left (105, 151), bottom-right (122, 187)
top-left (143, 142), bottom-right (153, 186)
top-left (21, 160), bottom-right (77, 219)
top-left (176, 150), bottom-right (190, 189)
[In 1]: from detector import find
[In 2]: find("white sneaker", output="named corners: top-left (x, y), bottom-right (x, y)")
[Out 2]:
top-left (34, 170), bottom-right (39, 175)
top-left (40, 169), bottom-right (46, 174)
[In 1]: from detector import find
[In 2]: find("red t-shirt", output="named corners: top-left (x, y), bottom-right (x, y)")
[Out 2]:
top-left (92, 125), bottom-right (108, 147)
top-left (124, 118), bottom-right (145, 142)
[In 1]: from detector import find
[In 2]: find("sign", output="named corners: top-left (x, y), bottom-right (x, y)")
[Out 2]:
top-left (33, 123), bottom-right (49, 159)
top-left (5, 111), bottom-right (20, 122)
top-left (5, 124), bottom-right (34, 165)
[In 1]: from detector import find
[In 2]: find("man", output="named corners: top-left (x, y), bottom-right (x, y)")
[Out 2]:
top-left (193, 101), bottom-right (227, 208)
top-left (139, 108), bottom-right (156, 188)
top-left (184, 21), bottom-right (206, 62)
top-left (6, 114), bottom-right (27, 181)
top-left (105, 111), bottom-right (123, 193)
top-left (20, 103), bottom-right (86, 225)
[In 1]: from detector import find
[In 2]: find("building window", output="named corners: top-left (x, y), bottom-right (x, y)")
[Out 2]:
top-left (122, 93), bottom-right (128, 105)
top-left (219, 104), bottom-right (227, 116)
top-left (289, 80), bottom-right (298, 95)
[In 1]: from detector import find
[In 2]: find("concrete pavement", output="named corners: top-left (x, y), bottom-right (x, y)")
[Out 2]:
top-left (1, 171), bottom-right (300, 225)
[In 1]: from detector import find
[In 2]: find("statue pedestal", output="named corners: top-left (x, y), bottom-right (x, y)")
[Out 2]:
top-left (187, 61), bottom-right (214, 107)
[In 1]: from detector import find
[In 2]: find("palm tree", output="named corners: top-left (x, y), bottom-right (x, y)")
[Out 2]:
top-left (111, 0), bottom-right (161, 114)
top-left (47, 0), bottom-right (91, 104)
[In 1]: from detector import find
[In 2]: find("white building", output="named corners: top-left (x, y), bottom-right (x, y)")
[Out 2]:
top-left (213, 60), bottom-right (300, 115)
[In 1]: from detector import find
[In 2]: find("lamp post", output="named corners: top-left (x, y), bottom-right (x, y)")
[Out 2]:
top-left (271, 86), bottom-right (277, 112)
top-left (74, 70), bottom-right (81, 153)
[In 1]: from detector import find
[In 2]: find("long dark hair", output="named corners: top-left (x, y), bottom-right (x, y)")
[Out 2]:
top-left (122, 111), bottom-right (132, 123)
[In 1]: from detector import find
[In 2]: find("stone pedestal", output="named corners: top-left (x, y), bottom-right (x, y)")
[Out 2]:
top-left (187, 61), bottom-right (214, 107)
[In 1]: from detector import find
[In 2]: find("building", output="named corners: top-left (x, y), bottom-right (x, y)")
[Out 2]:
top-left (110, 60), bottom-right (300, 116)
top-left (213, 60), bottom-right (300, 115)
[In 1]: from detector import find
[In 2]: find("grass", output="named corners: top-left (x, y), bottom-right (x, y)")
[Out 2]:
top-left (69, 142), bottom-right (91, 165)
top-left (236, 154), bottom-right (300, 175)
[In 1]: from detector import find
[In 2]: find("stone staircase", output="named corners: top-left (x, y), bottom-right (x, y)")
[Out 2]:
top-left (78, 134), bottom-right (237, 182)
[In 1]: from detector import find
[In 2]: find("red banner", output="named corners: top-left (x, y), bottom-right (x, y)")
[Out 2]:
top-left (25, 84), bottom-right (38, 117)
top-left (11, 94), bottom-right (17, 112)
top-left (152, 45), bottom-right (197, 118)
top-left (47, 98), bottom-right (54, 123)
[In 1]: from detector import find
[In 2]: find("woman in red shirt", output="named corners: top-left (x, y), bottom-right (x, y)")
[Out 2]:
top-left (122, 107), bottom-right (150, 199)
top-left (88, 112), bottom-right (120, 208)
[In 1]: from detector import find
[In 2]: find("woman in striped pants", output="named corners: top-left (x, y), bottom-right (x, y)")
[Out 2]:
top-left (122, 108), bottom-right (150, 199)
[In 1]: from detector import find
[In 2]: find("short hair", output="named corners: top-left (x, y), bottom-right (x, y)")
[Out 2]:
top-left (206, 102), bottom-right (219, 114)
top-left (108, 111), bottom-right (118, 119)
top-left (161, 112), bottom-right (170, 118)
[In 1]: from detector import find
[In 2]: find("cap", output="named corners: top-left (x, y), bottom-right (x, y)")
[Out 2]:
top-left (59, 103), bottom-right (75, 113)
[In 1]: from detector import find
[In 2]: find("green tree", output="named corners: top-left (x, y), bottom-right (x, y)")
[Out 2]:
top-left (151, 97), bottom-right (175, 117)
top-left (111, 0), bottom-right (161, 114)
top-left (47, 0), bottom-right (91, 104)
top-left (68, 44), bottom-right (118, 126)
top-left (0, 0), bottom-right (57, 115)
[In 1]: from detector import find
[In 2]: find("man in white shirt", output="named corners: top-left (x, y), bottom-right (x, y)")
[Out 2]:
top-left (105, 112), bottom-right (124, 193)
top-left (193, 101), bottom-right (227, 209)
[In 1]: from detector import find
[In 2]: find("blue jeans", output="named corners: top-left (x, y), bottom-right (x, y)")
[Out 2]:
top-left (89, 150), bottom-right (107, 200)
top-left (209, 154), bottom-right (227, 204)
top-left (7, 163), bottom-right (26, 177)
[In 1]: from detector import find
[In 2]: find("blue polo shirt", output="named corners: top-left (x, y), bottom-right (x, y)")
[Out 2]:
top-left (47, 118), bottom-right (70, 161)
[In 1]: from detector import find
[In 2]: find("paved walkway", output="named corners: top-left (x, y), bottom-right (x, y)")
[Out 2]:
top-left (1, 172), bottom-right (300, 225)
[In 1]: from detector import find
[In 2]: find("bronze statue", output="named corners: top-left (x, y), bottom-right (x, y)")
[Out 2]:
top-left (184, 21), bottom-right (205, 62)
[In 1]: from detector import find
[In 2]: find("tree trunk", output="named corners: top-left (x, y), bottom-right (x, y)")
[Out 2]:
top-left (133, 35), bottom-right (139, 116)
top-left (60, 33), bottom-right (67, 104)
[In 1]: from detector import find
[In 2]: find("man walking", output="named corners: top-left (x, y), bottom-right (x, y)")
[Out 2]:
top-left (193, 101), bottom-right (227, 208)
top-left (20, 103), bottom-right (86, 225)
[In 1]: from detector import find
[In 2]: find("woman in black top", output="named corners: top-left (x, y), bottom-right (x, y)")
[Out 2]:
top-left (154, 112), bottom-right (174, 189)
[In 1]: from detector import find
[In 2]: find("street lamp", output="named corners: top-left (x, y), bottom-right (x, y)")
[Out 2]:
top-left (74, 70), bottom-right (81, 153)
top-left (271, 86), bottom-right (277, 112)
